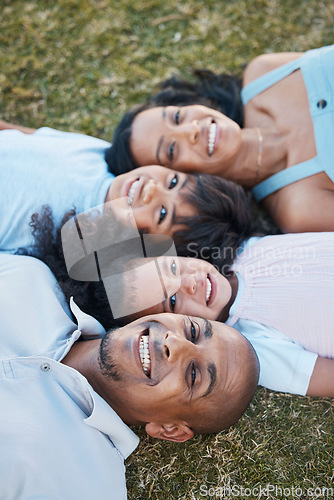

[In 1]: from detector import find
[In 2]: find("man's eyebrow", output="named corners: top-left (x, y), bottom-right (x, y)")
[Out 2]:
top-left (203, 363), bottom-right (217, 398)
top-left (202, 318), bottom-right (213, 339)
top-left (155, 108), bottom-right (167, 164)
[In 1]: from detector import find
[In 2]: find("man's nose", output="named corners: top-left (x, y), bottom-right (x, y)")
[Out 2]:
top-left (163, 330), bottom-right (193, 363)
top-left (142, 179), bottom-right (158, 204)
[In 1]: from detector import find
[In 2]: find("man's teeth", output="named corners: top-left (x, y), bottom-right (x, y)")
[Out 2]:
top-left (139, 335), bottom-right (151, 376)
top-left (128, 179), bottom-right (140, 206)
top-left (206, 277), bottom-right (212, 303)
top-left (208, 122), bottom-right (216, 156)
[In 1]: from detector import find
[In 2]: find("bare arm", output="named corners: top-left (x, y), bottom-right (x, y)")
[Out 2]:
top-left (275, 190), bottom-right (334, 233)
top-left (0, 119), bottom-right (35, 134)
top-left (243, 52), bottom-right (303, 87)
top-left (306, 356), bottom-right (334, 397)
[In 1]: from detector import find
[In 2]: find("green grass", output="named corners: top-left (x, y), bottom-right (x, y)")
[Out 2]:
top-left (1, 1), bottom-right (333, 498)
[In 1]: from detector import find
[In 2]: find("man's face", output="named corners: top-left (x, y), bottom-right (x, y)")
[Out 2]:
top-left (99, 313), bottom-right (251, 427)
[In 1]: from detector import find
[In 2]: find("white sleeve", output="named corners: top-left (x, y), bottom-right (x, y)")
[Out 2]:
top-left (235, 319), bottom-right (318, 395)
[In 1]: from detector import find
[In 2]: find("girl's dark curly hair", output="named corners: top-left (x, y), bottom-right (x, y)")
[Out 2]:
top-left (105, 69), bottom-right (243, 176)
top-left (17, 206), bottom-right (120, 330)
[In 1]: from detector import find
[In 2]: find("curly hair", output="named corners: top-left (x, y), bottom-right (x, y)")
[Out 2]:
top-left (17, 206), bottom-right (121, 330)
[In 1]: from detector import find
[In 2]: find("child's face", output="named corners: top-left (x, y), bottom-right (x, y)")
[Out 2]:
top-left (130, 256), bottom-right (232, 321)
top-left (108, 165), bottom-right (197, 236)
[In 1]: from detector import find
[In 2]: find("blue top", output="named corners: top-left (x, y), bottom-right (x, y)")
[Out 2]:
top-left (0, 253), bottom-right (138, 499)
top-left (0, 127), bottom-right (114, 252)
top-left (241, 45), bottom-right (334, 201)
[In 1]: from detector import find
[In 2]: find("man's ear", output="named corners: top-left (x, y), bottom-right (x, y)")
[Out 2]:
top-left (145, 422), bottom-right (194, 443)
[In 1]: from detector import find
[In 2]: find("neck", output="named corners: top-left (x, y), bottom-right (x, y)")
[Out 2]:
top-left (62, 339), bottom-right (104, 388)
top-left (226, 128), bottom-right (287, 189)
top-left (222, 129), bottom-right (262, 189)
top-left (218, 272), bottom-right (238, 323)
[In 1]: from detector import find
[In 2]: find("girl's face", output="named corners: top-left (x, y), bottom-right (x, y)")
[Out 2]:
top-left (130, 105), bottom-right (241, 175)
top-left (108, 165), bottom-right (197, 236)
top-left (132, 256), bottom-right (232, 321)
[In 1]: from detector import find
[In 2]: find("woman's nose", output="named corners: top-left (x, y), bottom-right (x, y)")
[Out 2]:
top-left (180, 120), bottom-right (200, 144)
top-left (142, 179), bottom-right (158, 204)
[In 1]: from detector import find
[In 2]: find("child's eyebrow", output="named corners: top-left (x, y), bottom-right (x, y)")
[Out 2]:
top-left (155, 108), bottom-right (167, 164)
top-left (170, 177), bottom-right (189, 227)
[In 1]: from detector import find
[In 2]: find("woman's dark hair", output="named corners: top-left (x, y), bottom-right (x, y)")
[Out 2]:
top-left (105, 69), bottom-right (243, 176)
top-left (174, 174), bottom-right (254, 274)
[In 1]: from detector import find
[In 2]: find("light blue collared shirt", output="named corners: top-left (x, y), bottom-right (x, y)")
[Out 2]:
top-left (0, 253), bottom-right (139, 500)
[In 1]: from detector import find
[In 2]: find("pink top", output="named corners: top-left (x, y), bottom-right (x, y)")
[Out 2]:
top-left (228, 232), bottom-right (334, 358)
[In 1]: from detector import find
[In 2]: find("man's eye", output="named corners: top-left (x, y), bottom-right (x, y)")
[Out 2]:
top-left (191, 364), bottom-right (196, 386)
top-left (170, 259), bottom-right (177, 275)
top-left (190, 321), bottom-right (196, 342)
top-left (175, 110), bottom-right (180, 124)
top-left (169, 174), bottom-right (178, 190)
top-left (169, 294), bottom-right (176, 312)
top-left (169, 142), bottom-right (175, 161)
top-left (158, 207), bottom-right (167, 224)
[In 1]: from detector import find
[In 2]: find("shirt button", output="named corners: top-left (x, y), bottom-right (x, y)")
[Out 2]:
top-left (40, 363), bottom-right (51, 372)
top-left (317, 99), bottom-right (327, 109)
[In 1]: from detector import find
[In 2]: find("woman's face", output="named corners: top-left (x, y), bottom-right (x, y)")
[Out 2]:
top-left (130, 105), bottom-right (241, 174)
top-left (131, 256), bottom-right (232, 321)
top-left (108, 165), bottom-right (197, 236)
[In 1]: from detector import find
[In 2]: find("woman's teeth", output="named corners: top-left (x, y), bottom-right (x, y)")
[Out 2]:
top-left (128, 179), bottom-right (140, 206)
top-left (206, 277), bottom-right (212, 304)
top-left (208, 122), bottom-right (217, 156)
top-left (139, 335), bottom-right (151, 376)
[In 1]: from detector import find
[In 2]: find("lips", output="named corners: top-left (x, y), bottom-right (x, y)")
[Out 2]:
top-left (139, 332), bottom-right (151, 377)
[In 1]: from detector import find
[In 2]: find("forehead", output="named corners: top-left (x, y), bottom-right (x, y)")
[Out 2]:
top-left (131, 107), bottom-right (166, 165)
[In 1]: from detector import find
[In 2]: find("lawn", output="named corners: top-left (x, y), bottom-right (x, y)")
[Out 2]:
top-left (1, 1), bottom-right (333, 498)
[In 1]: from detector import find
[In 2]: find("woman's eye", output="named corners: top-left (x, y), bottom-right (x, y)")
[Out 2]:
top-left (170, 259), bottom-right (177, 275)
top-left (158, 206), bottom-right (167, 224)
top-left (169, 142), bottom-right (175, 161)
top-left (175, 110), bottom-right (180, 124)
top-left (191, 364), bottom-right (196, 386)
top-left (169, 174), bottom-right (178, 190)
top-left (169, 294), bottom-right (176, 312)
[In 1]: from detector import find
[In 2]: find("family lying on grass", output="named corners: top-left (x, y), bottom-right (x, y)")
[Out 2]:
top-left (1, 43), bottom-right (333, 499)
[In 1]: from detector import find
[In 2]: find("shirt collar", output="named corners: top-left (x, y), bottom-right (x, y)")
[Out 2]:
top-left (85, 390), bottom-right (139, 459)
top-left (70, 297), bottom-right (106, 339)
top-left (69, 298), bottom-right (139, 457)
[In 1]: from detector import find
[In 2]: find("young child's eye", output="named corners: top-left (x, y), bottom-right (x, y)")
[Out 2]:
top-left (169, 174), bottom-right (178, 190)
top-left (169, 294), bottom-right (176, 312)
top-left (175, 110), bottom-right (180, 124)
top-left (169, 142), bottom-right (176, 162)
top-left (158, 206), bottom-right (167, 224)
top-left (170, 259), bottom-right (177, 275)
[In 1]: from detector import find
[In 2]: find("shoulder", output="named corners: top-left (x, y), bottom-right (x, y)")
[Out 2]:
top-left (266, 182), bottom-right (334, 233)
top-left (243, 52), bottom-right (304, 87)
